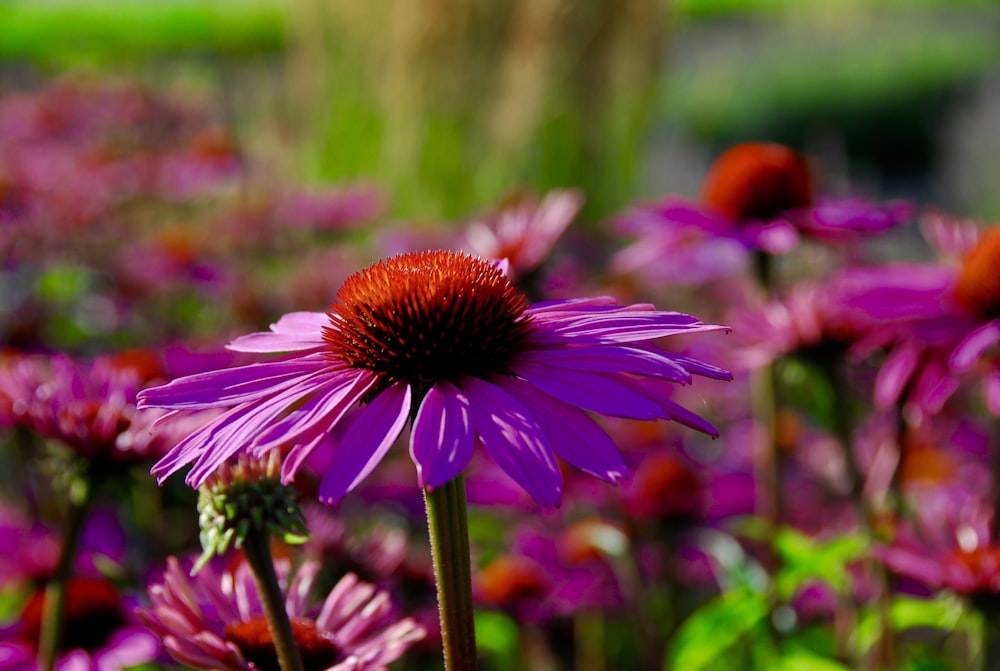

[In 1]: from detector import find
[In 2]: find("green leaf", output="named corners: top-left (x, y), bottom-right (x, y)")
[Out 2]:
top-left (854, 594), bottom-right (967, 654)
top-left (665, 589), bottom-right (771, 671)
top-left (774, 528), bottom-right (868, 599)
top-left (774, 650), bottom-right (851, 671)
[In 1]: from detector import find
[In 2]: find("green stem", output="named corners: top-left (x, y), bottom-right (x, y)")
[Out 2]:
top-left (241, 528), bottom-right (305, 671)
top-left (38, 474), bottom-right (94, 671)
top-left (424, 474), bottom-right (478, 671)
top-left (822, 355), bottom-right (895, 670)
top-left (751, 362), bottom-right (781, 577)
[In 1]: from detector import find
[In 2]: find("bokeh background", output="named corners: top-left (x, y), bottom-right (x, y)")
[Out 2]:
top-left (4, 0), bottom-right (998, 222)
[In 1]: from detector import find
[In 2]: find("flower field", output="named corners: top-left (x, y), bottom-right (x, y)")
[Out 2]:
top-left (2, 2), bottom-right (1000, 670)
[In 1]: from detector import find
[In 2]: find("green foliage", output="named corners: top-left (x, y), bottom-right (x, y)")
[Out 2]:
top-left (775, 527), bottom-right (868, 600)
top-left (0, 0), bottom-right (285, 66)
top-left (661, 17), bottom-right (1000, 170)
top-left (475, 610), bottom-right (521, 671)
top-left (665, 585), bottom-right (772, 670)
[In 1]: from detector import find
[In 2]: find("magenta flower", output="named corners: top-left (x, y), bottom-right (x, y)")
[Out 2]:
top-left (611, 142), bottom-right (911, 283)
top-left (834, 222), bottom-right (1000, 414)
top-left (0, 576), bottom-right (159, 671)
top-left (474, 519), bottom-right (627, 623)
top-left (139, 251), bottom-right (731, 507)
top-left (879, 489), bottom-right (1000, 607)
top-left (462, 189), bottom-right (584, 279)
top-left (0, 351), bottom-right (200, 465)
top-left (136, 557), bottom-right (425, 671)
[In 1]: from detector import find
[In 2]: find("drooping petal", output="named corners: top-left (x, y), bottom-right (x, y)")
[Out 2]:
top-left (137, 355), bottom-right (329, 410)
top-left (410, 381), bottom-right (476, 489)
top-left (530, 311), bottom-right (728, 344)
top-left (513, 361), bottom-right (665, 420)
top-left (516, 345), bottom-right (692, 384)
top-left (617, 376), bottom-right (722, 437)
top-left (462, 377), bottom-right (562, 507)
top-left (319, 383), bottom-right (411, 504)
top-left (500, 377), bottom-right (628, 484)
top-left (874, 341), bottom-right (922, 409)
top-left (150, 403), bottom-right (259, 483)
top-left (951, 319), bottom-right (1000, 371)
top-left (250, 368), bottom-right (375, 452)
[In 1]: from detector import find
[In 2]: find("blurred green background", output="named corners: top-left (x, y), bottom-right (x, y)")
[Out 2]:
top-left (1, 0), bottom-right (999, 221)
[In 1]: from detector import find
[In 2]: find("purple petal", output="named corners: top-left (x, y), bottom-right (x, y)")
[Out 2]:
top-left (250, 369), bottom-right (375, 452)
top-left (618, 376), bottom-right (721, 436)
top-left (227, 312), bottom-right (329, 353)
top-left (410, 381), bottom-right (475, 489)
top-left (874, 341), bottom-right (921, 409)
top-left (745, 219), bottom-right (799, 253)
top-left (664, 352), bottom-right (734, 381)
top-left (500, 377), bottom-right (628, 483)
top-left (913, 358), bottom-right (960, 414)
top-left (151, 403), bottom-right (258, 483)
top-left (951, 320), bottom-right (1000, 371)
top-left (832, 265), bottom-right (955, 320)
top-left (462, 377), bottom-right (561, 507)
top-left (138, 355), bottom-right (329, 410)
top-left (528, 296), bottom-right (619, 313)
top-left (655, 198), bottom-right (731, 232)
top-left (513, 361), bottom-right (665, 420)
top-left (530, 312), bottom-right (728, 344)
top-left (517, 345), bottom-right (692, 383)
top-left (319, 383), bottom-right (411, 504)
top-left (94, 627), bottom-right (159, 670)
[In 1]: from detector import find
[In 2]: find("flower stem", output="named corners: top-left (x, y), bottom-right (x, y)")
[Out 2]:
top-left (38, 472), bottom-right (94, 671)
top-left (241, 528), bottom-right (305, 671)
top-left (424, 474), bottom-right (478, 670)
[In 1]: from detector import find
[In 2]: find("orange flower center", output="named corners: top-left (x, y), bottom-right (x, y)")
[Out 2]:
top-left (475, 556), bottom-right (546, 605)
top-left (624, 452), bottom-right (703, 521)
top-left (701, 142), bottom-right (813, 221)
top-left (225, 617), bottom-right (341, 671)
top-left (324, 251), bottom-right (533, 387)
top-left (954, 226), bottom-right (1000, 321)
top-left (19, 577), bottom-right (125, 652)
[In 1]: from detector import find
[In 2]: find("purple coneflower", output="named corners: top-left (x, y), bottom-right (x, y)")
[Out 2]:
top-left (611, 142), bottom-right (911, 283)
top-left (834, 223), bottom-right (1000, 414)
top-left (0, 351), bottom-right (195, 465)
top-left (139, 250), bottom-right (731, 507)
top-left (137, 557), bottom-right (425, 671)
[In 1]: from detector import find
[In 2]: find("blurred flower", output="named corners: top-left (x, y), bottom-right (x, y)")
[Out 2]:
top-left (137, 556), bottom-right (425, 671)
top-left (474, 519), bottom-right (626, 623)
top-left (621, 450), bottom-right (705, 523)
top-left (462, 189), bottom-right (584, 280)
top-left (611, 142), bottom-right (911, 283)
top-left (0, 352), bottom-right (196, 466)
top-left (724, 282), bottom-right (874, 372)
top-left (279, 184), bottom-right (385, 233)
top-left (0, 576), bottom-right (159, 671)
top-left (834, 222), bottom-right (1000, 415)
top-left (879, 490), bottom-right (1000, 610)
top-left (140, 250), bottom-right (731, 507)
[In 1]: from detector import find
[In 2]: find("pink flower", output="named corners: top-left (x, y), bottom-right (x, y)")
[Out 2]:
top-left (137, 557), bottom-right (425, 671)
